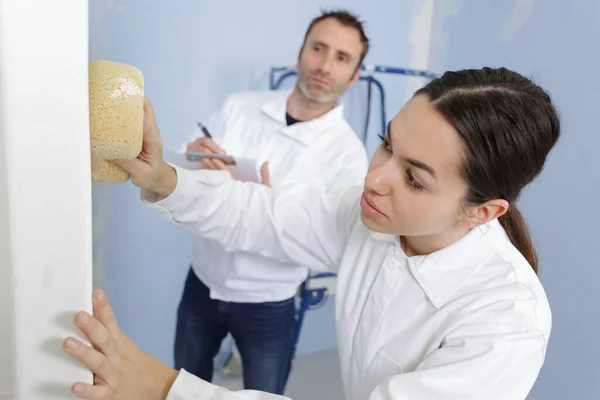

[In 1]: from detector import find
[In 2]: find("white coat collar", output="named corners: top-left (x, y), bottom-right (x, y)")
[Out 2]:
top-left (261, 89), bottom-right (346, 146)
top-left (410, 220), bottom-right (502, 308)
top-left (371, 220), bottom-right (502, 309)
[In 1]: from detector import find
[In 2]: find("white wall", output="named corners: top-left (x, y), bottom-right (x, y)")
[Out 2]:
top-left (0, 0), bottom-right (93, 398)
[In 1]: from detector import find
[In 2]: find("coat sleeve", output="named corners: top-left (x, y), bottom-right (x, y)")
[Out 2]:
top-left (166, 370), bottom-right (290, 400)
top-left (142, 166), bottom-right (362, 273)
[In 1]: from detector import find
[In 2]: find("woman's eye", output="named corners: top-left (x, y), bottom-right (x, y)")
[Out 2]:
top-left (405, 169), bottom-right (425, 191)
top-left (376, 136), bottom-right (426, 192)
top-left (378, 134), bottom-right (391, 151)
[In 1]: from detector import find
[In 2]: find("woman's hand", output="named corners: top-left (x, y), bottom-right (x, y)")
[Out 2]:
top-left (112, 97), bottom-right (177, 197)
top-left (63, 290), bottom-right (179, 399)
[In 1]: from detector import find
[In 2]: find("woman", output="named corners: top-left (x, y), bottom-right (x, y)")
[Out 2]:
top-left (63, 67), bottom-right (560, 399)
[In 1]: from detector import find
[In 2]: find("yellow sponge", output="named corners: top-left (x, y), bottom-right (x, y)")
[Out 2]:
top-left (89, 60), bottom-right (144, 183)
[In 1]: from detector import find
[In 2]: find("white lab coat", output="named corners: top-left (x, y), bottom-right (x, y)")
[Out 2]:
top-left (143, 168), bottom-right (551, 400)
top-left (182, 90), bottom-right (368, 303)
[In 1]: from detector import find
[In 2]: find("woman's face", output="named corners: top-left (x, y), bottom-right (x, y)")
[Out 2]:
top-left (359, 95), bottom-right (470, 237)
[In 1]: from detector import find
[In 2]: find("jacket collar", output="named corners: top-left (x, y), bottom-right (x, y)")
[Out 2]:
top-left (371, 220), bottom-right (502, 309)
top-left (261, 89), bottom-right (346, 146)
top-left (409, 220), bottom-right (502, 308)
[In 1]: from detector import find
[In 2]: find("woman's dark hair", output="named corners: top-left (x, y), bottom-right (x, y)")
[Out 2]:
top-left (415, 67), bottom-right (560, 274)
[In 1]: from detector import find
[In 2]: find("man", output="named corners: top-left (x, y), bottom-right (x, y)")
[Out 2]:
top-left (174, 9), bottom-right (370, 395)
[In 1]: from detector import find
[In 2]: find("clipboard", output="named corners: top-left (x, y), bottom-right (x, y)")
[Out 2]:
top-left (165, 150), bottom-right (262, 183)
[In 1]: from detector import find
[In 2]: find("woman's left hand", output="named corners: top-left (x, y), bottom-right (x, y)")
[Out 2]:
top-left (63, 289), bottom-right (179, 399)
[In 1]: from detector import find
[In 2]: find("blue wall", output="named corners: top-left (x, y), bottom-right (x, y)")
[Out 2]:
top-left (89, 0), bottom-right (418, 365)
top-left (430, 1), bottom-right (600, 398)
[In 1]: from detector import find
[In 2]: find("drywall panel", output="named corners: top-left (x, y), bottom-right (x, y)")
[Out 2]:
top-left (0, 58), bottom-right (15, 400)
top-left (0, 0), bottom-right (93, 398)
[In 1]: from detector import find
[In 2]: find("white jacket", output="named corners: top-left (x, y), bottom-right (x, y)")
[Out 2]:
top-left (183, 90), bottom-right (368, 302)
top-left (143, 169), bottom-right (551, 400)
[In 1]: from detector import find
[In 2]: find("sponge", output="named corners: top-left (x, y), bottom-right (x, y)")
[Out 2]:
top-left (89, 60), bottom-right (144, 183)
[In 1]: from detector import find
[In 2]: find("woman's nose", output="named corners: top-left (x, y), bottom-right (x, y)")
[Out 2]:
top-left (364, 162), bottom-right (394, 196)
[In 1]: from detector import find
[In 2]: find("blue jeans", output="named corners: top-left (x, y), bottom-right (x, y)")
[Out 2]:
top-left (174, 268), bottom-right (296, 395)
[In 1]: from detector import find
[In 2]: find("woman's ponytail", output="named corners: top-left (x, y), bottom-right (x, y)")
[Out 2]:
top-left (498, 206), bottom-right (538, 274)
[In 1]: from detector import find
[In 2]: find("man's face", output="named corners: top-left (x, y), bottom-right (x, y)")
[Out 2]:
top-left (296, 18), bottom-right (363, 103)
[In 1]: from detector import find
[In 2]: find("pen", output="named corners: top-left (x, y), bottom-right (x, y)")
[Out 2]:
top-left (191, 122), bottom-right (234, 164)
top-left (197, 122), bottom-right (212, 139)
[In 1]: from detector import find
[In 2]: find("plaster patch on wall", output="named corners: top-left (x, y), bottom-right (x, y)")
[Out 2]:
top-left (500, 0), bottom-right (536, 43)
top-left (404, 0), bottom-right (435, 101)
top-left (427, 0), bottom-right (464, 73)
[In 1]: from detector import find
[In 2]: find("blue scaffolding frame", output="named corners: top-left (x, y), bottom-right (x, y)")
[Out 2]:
top-left (270, 64), bottom-right (438, 140)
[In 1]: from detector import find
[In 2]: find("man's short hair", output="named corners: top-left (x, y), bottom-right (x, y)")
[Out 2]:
top-left (302, 9), bottom-right (370, 70)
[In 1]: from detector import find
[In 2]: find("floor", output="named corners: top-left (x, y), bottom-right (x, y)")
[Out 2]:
top-left (213, 349), bottom-right (345, 399)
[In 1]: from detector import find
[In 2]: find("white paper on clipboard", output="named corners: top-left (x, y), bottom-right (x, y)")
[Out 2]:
top-left (228, 157), bottom-right (261, 183)
top-left (165, 150), bottom-right (262, 183)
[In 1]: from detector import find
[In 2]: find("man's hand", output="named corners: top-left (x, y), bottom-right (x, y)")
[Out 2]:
top-left (187, 136), bottom-right (225, 154)
top-left (63, 290), bottom-right (179, 399)
top-left (187, 136), bottom-right (271, 186)
top-left (186, 137), bottom-right (232, 171)
top-left (260, 162), bottom-right (271, 187)
top-left (111, 98), bottom-right (177, 196)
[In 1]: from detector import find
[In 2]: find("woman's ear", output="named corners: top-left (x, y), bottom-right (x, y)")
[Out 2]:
top-left (461, 199), bottom-right (509, 229)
